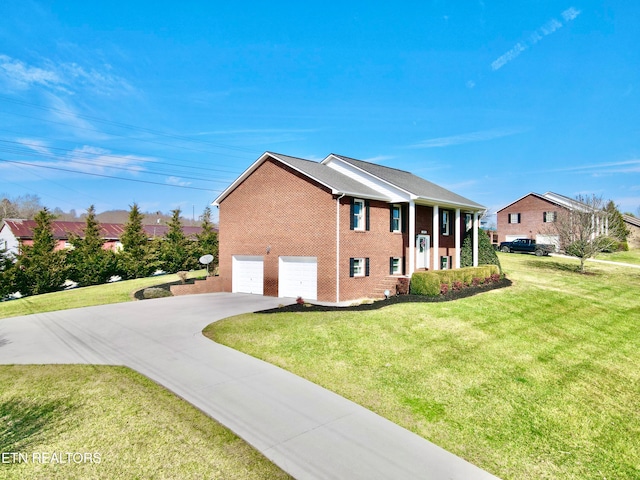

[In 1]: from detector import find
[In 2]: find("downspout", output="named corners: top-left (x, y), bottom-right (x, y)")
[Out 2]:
top-left (336, 193), bottom-right (345, 303)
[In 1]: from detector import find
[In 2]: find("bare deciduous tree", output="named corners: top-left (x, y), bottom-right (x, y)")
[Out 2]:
top-left (546, 194), bottom-right (616, 272)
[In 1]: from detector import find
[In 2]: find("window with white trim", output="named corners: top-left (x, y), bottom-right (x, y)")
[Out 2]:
top-left (465, 213), bottom-right (473, 232)
top-left (441, 210), bottom-right (451, 235)
top-left (509, 213), bottom-right (521, 224)
top-left (390, 257), bottom-right (402, 275)
top-left (543, 211), bottom-right (557, 223)
top-left (391, 205), bottom-right (402, 232)
top-left (353, 199), bottom-right (365, 231)
top-left (350, 257), bottom-right (369, 277)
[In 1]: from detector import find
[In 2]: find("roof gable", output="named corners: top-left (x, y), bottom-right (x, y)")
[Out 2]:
top-left (324, 154), bottom-right (484, 209)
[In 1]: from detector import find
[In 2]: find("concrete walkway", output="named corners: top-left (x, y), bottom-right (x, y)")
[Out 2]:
top-left (0, 293), bottom-right (499, 480)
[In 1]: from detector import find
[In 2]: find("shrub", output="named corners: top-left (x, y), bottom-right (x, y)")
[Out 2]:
top-left (142, 287), bottom-right (172, 299)
top-left (176, 271), bottom-right (189, 284)
top-left (460, 228), bottom-right (502, 272)
top-left (410, 265), bottom-right (500, 296)
top-left (472, 277), bottom-right (482, 287)
top-left (396, 277), bottom-right (409, 295)
top-left (452, 281), bottom-right (463, 291)
top-left (440, 283), bottom-right (449, 295)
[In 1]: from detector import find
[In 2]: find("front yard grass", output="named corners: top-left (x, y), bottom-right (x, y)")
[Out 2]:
top-left (596, 249), bottom-right (640, 265)
top-left (205, 254), bottom-right (640, 480)
top-left (0, 270), bottom-right (204, 320)
top-left (0, 365), bottom-right (290, 480)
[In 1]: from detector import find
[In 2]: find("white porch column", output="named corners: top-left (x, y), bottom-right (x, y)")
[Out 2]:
top-left (473, 212), bottom-right (479, 267)
top-left (432, 205), bottom-right (439, 270)
top-left (455, 208), bottom-right (461, 269)
top-left (408, 200), bottom-right (416, 276)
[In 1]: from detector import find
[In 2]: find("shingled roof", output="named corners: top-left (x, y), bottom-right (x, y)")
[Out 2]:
top-left (214, 151), bottom-right (485, 210)
top-left (328, 154), bottom-right (484, 208)
top-left (1, 219), bottom-right (204, 240)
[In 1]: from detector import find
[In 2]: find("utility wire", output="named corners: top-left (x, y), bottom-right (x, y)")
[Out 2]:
top-left (0, 94), bottom-right (260, 153)
top-left (0, 157), bottom-right (220, 192)
top-left (0, 129), bottom-right (243, 175)
top-left (0, 143), bottom-right (234, 184)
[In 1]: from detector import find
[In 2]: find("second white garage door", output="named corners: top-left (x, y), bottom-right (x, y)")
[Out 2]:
top-left (279, 256), bottom-right (317, 300)
top-left (232, 256), bottom-right (264, 295)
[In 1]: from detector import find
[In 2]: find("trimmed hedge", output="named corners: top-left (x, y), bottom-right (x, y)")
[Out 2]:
top-left (410, 265), bottom-right (500, 296)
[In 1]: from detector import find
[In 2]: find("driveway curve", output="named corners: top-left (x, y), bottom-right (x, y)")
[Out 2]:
top-left (0, 293), bottom-right (499, 480)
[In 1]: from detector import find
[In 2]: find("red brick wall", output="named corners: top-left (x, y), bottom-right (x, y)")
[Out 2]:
top-left (338, 198), bottom-right (407, 300)
top-left (218, 158), bottom-right (338, 300)
top-left (497, 195), bottom-right (566, 243)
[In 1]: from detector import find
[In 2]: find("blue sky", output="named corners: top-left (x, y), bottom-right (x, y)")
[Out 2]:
top-left (1, 1), bottom-right (639, 224)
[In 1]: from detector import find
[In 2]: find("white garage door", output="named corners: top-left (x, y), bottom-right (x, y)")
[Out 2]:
top-left (232, 256), bottom-right (264, 294)
top-left (536, 234), bottom-right (560, 251)
top-left (279, 256), bottom-right (317, 300)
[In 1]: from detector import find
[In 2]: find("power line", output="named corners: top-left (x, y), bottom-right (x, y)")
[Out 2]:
top-left (0, 157), bottom-right (221, 192)
top-left (0, 142), bottom-right (235, 184)
top-left (0, 94), bottom-right (260, 154)
top-left (0, 128), bottom-right (244, 175)
top-left (2, 109), bottom-right (259, 160)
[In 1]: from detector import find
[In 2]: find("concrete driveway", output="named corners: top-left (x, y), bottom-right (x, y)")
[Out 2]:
top-left (0, 293), bottom-right (499, 480)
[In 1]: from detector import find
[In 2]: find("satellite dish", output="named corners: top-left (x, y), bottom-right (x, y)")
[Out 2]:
top-left (199, 254), bottom-right (214, 265)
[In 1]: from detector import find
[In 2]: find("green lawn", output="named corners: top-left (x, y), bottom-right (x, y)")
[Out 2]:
top-left (596, 249), bottom-right (640, 265)
top-left (0, 365), bottom-right (290, 480)
top-left (205, 254), bottom-right (640, 480)
top-left (0, 271), bottom-right (204, 320)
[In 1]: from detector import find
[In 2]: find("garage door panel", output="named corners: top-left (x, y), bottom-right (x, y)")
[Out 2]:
top-left (279, 256), bottom-right (317, 300)
top-left (232, 256), bottom-right (264, 295)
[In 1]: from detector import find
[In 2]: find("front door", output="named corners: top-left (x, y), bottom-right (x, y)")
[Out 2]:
top-left (416, 234), bottom-right (430, 270)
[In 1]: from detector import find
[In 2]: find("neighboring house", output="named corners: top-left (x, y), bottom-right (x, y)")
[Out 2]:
top-left (623, 214), bottom-right (640, 249)
top-left (212, 152), bottom-right (485, 302)
top-left (496, 192), bottom-right (610, 248)
top-left (0, 219), bottom-right (203, 256)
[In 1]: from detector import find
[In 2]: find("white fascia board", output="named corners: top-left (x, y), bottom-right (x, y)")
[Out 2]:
top-left (322, 155), bottom-right (410, 203)
top-left (416, 196), bottom-right (486, 211)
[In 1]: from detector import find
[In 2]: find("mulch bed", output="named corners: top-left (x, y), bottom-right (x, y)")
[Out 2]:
top-left (257, 277), bottom-right (512, 313)
top-left (133, 278), bottom-right (201, 300)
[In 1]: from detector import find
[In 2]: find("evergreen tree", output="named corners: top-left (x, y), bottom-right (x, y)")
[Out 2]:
top-left (118, 203), bottom-right (158, 279)
top-left (0, 247), bottom-right (15, 298)
top-left (460, 227), bottom-right (502, 272)
top-left (605, 201), bottom-right (629, 242)
top-left (67, 205), bottom-right (118, 286)
top-left (195, 206), bottom-right (218, 271)
top-left (14, 208), bottom-right (68, 295)
top-left (160, 208), bottom-right (197, 273)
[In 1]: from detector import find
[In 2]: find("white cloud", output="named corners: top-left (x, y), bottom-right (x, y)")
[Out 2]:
top-left (166, 176), bottom-right (192, 187)
top-left (491, 7), bottom-right (581, 71)
top-left (409, 127), bottom-right (527, 148)
top-left (491, 43), bottom-right (527, 71)
top-left (16, 138), bottom-right (51, 155)
top-left (562, 7), bottom-right (581, 21)
top-left (0, 54), bottom-right (62, 90)
top-left (0, 53), bottom-right (132, 95)
top-left (550, 159), bottom-right (640, 174)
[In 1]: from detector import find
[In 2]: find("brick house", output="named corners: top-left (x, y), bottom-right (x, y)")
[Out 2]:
top-left (496, 192), bottom-right (612, 248)
top-left (623, 214), bottom-right (640, 249)
top-left (0, 219), bottom-right (202, 256)
top-left (213, 152), bottom-right (485, 302)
